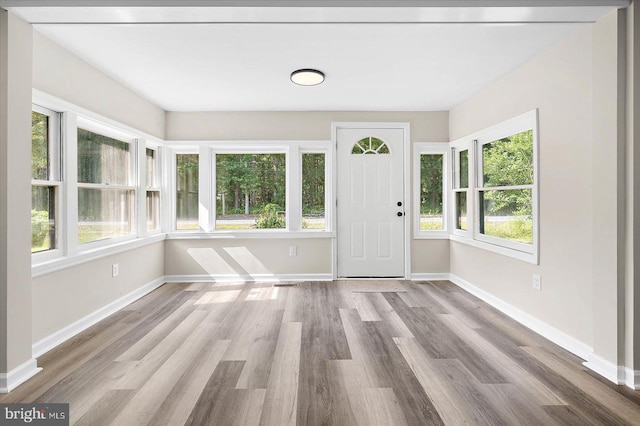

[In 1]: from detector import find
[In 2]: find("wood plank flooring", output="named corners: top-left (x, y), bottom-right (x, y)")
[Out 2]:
top-left (2, 280), bottom-right (640, 425)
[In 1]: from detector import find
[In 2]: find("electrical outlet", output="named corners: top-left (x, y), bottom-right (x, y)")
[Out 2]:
top-left (112, 263), bottom-right (119, 277)
top-left (289, 246), bottom-right (297, 257)
top-left (532, 274), bottom-right (541, 291)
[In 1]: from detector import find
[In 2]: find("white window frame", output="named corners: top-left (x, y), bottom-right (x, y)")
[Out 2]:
top-left (143, 143), bottom-right (162, 235)
top-left (450, 109), bottom-right (539, 264)
top-left (75, 116), bottom-right (138, 250)
top-left (299, 145), bottom-right (331, 233)
top-left (167, 140), bottom-right (333, 237)
top-left (172, 148), bottom-right (199, 232)
top-left (31, 104), bottom-right (63, 263)
top-left (413, 142), bottom-right (448, 239)
top-left (450, 139), bottom-right (472, 238)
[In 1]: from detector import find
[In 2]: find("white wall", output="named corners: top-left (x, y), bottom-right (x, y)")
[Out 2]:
top-left (32, 242), bottom-right (164, 343)
top-left (32, 31), bottom-right (165, 140)
top-left (449, 26), bottom-right (594, 346)
top-left (165, 238), bottom-right (330, 278)
top-left (166, 111), bottom-right (448, 142)
top-left (166, 110), bottom-right (451, 277)
top-left (30, 31), bottom-right (168, 349)
top-left (0, 9), bottom-right (35, 378)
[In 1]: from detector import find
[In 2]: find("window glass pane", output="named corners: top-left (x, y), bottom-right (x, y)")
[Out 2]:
top-left (216, 153), bottom-right (286, 230)
top-left (456, 191), bottom-right (467, 230)
top-left (146, 191), bottom-right (160, 231)
top-left (483, 130), bottom-right (533, 187)
top-left (32, 111), bottom-right (49, 181)
top-left (78, 128), bottom-right (130, 185)
top-left (479, 189), bottom-right (533, 244)
top-left (419, 154), bottom-right (443, 230)
top-left (176, 154), bottom-right (199, 230)
top-left (146, 148), bottom-right (156, 188)
top-left (78, 188), bottom-right (134, 243)
top-left (302, 153), bottom-right (325, 230)
top-left (32, 186), bottom-right (55, 252)
top-left (459, 149), bottom-right (468, 189)
top-left (352, 137), bottom-right (390, 155)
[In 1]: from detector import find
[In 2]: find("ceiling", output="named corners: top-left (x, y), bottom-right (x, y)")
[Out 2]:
top-left (2, 1), bottom-right (629, 112)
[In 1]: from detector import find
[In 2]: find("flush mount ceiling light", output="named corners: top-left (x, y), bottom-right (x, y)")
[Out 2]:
top-left (290, 69), bottom-right (325, 86)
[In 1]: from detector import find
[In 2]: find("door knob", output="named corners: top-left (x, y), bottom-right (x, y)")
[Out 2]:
top-left (397, 212), bottom-right (404, 217)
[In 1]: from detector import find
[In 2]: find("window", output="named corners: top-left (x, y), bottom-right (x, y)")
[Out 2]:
top-left (31, 107), bottom-right (61, 253)
top-left (450, 110), bottom-right (538, 263)
top-left (452, 146), bottom-right (470, 232)
top-left (176, 153), bottom-right (199, 230)
top-left (477, 129), bottom-right (534, 247)
top-left (352, 137), bottom-right (390, 154)
top-left (414, 143), bottom-right (448, 238)
top-left (215, 153), bottom-right (286, 230)
top-left (146, 147), bottom-right (160, 231)
top-left (302, 153), bottom-right (326, 230)
top-left (77, 127), bottom-right (135, 244)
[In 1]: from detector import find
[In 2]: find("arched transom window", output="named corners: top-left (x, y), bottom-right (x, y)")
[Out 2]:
top-left (351, 137), bottom-right (390, 155)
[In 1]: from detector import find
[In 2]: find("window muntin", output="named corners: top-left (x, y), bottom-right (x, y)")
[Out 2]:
top-left (477, 129), bottom-right (534, 246)
top-left (450, 110), bottom-right (538, 263)
top-left (452, 145), bottom-right (470, 233)
top-left (419, 153), bottom-right (444, 231)
top-left (31, 108), bottom-right (60, 253)
top-left (77, 128), bottom-right (135, 244)
top-left (176, 153), bottom-right (199, 230)
top-left (215, 153), bottom-right (286, 230)
top-left (146, 147), bottom-right (161, 232)
top-left (302, 153), bottom-right (326, 230)
top-left (352, 137), bottom-right (390, 154)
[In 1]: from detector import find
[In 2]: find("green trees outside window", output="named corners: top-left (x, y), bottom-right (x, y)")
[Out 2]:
top-left (215, 153), bottom-right (286, 230)
top-left (31, 111), bottom-right (56, 252)
top-left (176, 154), bottom-right (199, 230)
top-left (479, 129), bottom-right (533, 244)
top-left (419, 154), bottom-right (443, 230)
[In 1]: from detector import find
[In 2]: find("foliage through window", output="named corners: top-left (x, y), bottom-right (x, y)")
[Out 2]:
top-left (176, 153), bottom-right (199, 230)
top-left (77, 128), bottom-right (135, 243)
top-left (31, 109), bottom-right (59, 253)
top-left (352, 137), bottom-right (390, 155)
top-left (302, 153), bottom-right (326, 230)
top-left (215, 153), bottom-right (286, 230)
top-left (479, 129), bottom-right (534, 244)
top-left (453, 148), bottom-right (469, 232)
top-left (419, 154), bottom-right (444, 231)
top-left (146, 148), bottom-right (160, 231)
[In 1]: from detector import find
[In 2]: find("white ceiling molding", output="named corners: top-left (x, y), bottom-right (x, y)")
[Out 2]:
top-left (0, 0), bottom-right (631, 7)
top-left (4, 6), bottom-right (628, 24)
top-left (3, 1), bottom-right (628, 111)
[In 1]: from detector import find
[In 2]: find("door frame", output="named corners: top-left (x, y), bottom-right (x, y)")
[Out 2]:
top-left (331, 122), bottom-right (411, 280)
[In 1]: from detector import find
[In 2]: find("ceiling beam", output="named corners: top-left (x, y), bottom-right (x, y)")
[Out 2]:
top-left (0, 0), bottom-right (631, 8)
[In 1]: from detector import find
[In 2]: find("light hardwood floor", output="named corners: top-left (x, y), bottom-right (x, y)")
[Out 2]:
top-left (2, 280), bottom-right (640, 425)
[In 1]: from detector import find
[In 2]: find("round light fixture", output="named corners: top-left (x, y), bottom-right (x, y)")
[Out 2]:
top-left (290, 69), bottom-right (325, 86)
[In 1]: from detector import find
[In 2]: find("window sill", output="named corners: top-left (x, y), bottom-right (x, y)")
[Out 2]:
top-left (32, 234), bottom-right (167, 278)
top-left (449, 234), bottom-right (538, 264)
top-left (414, 231), bottom-right (450, 240)
top-left (165, 231), bottom-right (335, 240)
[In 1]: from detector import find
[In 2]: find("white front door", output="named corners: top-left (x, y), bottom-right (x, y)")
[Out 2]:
top-left (337, 127), bottom-right (406, 277)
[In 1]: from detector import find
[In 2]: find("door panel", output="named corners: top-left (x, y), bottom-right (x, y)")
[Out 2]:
top-left (337, 127), bottom-right (405, 277)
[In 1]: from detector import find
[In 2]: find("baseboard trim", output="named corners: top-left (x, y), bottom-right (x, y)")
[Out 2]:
top-left (449, 273), bottom-right (592, 362)
top-left (32, 277), bottom-right (166, 359)
top-left (0, 358), bottom-right (41, 393)
top-left (583, 353), bottom-right (625, 385)
top-left (164, 273), bottom-right (333, 283)
top-left (410, 273), bottom-right (451, 281)
top-left (623, 367), bottom-right (640, 390)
